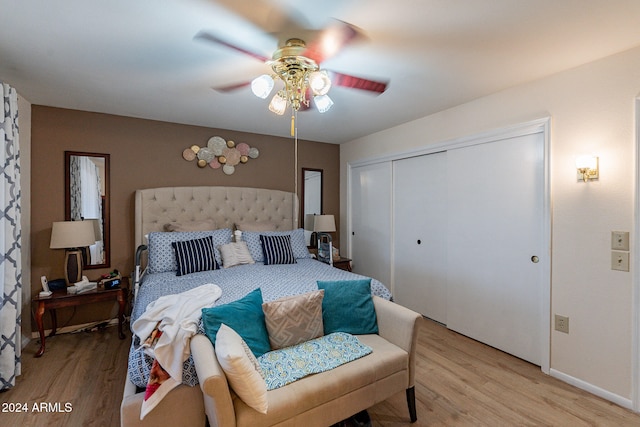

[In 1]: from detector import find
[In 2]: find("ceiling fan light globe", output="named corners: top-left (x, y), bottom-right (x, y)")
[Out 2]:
top-left (309, 70), bottom-right (332, 96)
top-left (251, 74), bottom-right (274, 99)
top-left (314, 94), bottom-right (334, 113)
top-left (269, 92), bottom-right (287, 115)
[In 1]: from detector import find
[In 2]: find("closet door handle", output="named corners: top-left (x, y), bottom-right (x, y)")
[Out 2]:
top-left (417, 239), bottom-right (422, 245)
top-left (531, 255), bottom-right (539, 263)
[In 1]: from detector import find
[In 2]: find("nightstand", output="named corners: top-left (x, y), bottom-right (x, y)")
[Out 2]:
top-left (32, 278), bottom-right (128, 357)
top-left (333, 257), bottom-right (352, 272)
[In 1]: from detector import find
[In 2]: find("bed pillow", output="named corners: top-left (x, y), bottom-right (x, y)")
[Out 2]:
top-left (243, 228), bottom-right (310, 262)
top-left (147, 228), bottom-right (232, 274)
top-left (317, 279), bottom-right (378, 335)
top-left (164, 219), bottom-right (217, 232)
top-left (202, 288), bottom-right (271, 358)
top-left (215, 324), bottom-right (268, 414)
top-left (262, 290), bottom-right (324, 350)
top-left (260, 235), bottom-right (296, 265)
top-left (172, 236), bottom-right (218, 276)
top-left (218, 241), bottom-right (255, 268)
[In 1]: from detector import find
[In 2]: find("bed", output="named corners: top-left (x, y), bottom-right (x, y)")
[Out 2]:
top-left (121, 186), bottom-right (392, 427)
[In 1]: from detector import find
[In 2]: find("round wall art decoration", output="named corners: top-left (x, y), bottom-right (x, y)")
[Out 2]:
top-left (182, 136), bottom-right (260, 175)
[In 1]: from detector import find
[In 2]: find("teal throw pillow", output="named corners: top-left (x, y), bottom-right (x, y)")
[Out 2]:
top-left (201, 288), bottom-right (271, 357)
top-left (317, 279), bottom-right (378, 335)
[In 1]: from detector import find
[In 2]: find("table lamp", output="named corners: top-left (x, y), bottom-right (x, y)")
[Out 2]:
top-left (50, 220), bottom-right (97, 285)
top-left (313, 215), bottom-right (336, 265)
top-left (304, 214), bottom-right (317, 248)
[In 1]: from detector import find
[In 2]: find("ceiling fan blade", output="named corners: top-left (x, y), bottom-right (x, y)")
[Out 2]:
top-left (212, 0), bottom-right (309, 36)
top-left (195, 31), bottom-right (269, 62)
top-left (212, 81), bottom-right (251, 93)
top-left (329, 71), bottom-right (388, 94)
top-left (303, 20), bottom-right (360, 64)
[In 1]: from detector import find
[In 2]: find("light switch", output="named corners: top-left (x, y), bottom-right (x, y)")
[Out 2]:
top-left (611, 251), bottom-right (630, 272)
top-left (611, 231), bottom-right (630, 251)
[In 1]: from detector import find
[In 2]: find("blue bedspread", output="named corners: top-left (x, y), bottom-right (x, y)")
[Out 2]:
top-left (127, 258), bottom-right (391, 388)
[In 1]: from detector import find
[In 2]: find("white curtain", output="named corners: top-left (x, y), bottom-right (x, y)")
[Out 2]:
top-left (70, 156), bottom-right (103, 263)
top-left (81, 157), bottom-right (103, 263)
top-left (0, 82), bottom-right (22, 390)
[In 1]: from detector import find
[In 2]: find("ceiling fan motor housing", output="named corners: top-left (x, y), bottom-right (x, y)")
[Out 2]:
top-left (269, 38), bottom-right (320, 110)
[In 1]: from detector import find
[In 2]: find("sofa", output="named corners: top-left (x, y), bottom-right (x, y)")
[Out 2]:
top-left (191, 295), bottom-right (422, 427)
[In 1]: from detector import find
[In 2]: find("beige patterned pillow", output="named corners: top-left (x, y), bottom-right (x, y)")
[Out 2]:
top-left (262, 290), bottom-right (325, 350)
top-left (164, 219), bottom-right (216, 232)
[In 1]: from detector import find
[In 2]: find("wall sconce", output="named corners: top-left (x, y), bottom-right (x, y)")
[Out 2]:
top-left (576, 155), bottom-right (599, 182)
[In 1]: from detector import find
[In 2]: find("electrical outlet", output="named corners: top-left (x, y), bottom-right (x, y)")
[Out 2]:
top-left (611, 251), bottom-right (630, 272)
top-left (611, 231), bottom-right (630, 251)
top-left (554, 314), bottom-right (569, 333)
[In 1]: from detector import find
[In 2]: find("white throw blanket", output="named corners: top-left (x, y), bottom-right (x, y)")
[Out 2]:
top-left (132, 283), bottom-right (222, 419)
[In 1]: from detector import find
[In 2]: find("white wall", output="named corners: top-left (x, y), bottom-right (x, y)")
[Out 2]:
top-left (341, 45), bottom-right (640, 404)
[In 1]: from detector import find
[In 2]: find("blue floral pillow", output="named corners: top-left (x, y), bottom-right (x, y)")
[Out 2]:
top-left (147, 228), bottom-right (233, 274)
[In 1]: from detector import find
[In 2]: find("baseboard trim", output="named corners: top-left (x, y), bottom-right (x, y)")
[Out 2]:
top-left (550, 368), bottom-right (633, 411)
top-left (30, 317), bottom-right (123, 339)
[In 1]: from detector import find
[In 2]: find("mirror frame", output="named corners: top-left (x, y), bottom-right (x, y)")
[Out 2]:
top-left (301, 167), bottom-right (323, 227)
top-left (64, 151), bottom-right (111, 270)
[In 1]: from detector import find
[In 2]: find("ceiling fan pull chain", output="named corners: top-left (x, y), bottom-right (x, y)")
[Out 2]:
top-left (291, 110), bottom-right (296, 137)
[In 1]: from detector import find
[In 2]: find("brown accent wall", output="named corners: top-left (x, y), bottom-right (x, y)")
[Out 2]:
top-left (31, 106), bottom-right (339, 330)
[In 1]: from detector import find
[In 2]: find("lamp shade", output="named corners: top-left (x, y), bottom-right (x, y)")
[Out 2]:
top-left (268, 92), bottom-right (287, 115)
top-left (575, 155), bottom-right (598, 170)
top-left (251, 74), bottom-right (274, 99)
top-left (304, 214), bottom-right (316, 231)
top-left (50, 220), bottom-right (97, 249)
top-left (87, 218), bottom-right (102, 240)
top-left (308, 70), bottom-right (331, 96)
top-left (313, 215), bottom-right (336, 233)
top-left (314, 94), bottom-right (334, 113)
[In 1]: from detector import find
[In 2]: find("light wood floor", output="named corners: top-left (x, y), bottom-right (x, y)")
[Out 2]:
top-left (2, 318), bottom-right (640, 426)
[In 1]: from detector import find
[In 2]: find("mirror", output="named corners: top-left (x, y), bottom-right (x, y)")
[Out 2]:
top-left (65, 151), bottom-right (110, 269)
top-left (302, 168), bottom-right (323, 246)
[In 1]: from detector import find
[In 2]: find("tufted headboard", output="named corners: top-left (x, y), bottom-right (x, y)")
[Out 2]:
top-left (134, 186), bottom-right (299, 250)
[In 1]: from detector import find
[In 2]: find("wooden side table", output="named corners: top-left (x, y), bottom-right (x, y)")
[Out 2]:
top-left (32, 285), bottom-right (127, 357)
top-left (333, 257), bottom-right (353, 272)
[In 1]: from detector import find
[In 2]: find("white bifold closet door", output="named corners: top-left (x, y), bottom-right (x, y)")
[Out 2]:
top-left (350, 162), bottom-right (392, 286)
top-left (446, 132), bottom-right (544, 365)
top-left (391, 132), bottom-right (544, 365)
top-left (392, 152), bottom-right (448, 324)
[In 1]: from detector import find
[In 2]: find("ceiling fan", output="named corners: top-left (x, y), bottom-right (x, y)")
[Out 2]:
top-left (195, 17), bottom-right (388, 134)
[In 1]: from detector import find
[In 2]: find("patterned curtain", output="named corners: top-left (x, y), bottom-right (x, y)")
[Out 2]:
top-left (0, 82), bottom-right (22, 390)
top-left (69, 155), bottom-right (82, 220)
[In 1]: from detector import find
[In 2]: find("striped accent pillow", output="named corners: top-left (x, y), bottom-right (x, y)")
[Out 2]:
top-left (260, 235), bottom-right (296, 265)
top-left (171, 236), bottom-right (218, 276)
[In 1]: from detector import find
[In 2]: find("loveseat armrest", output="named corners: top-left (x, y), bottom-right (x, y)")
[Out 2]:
top-left (372, 296), bottom-right (422, 387)
top-left (191, 334), bottom-right (236, 427)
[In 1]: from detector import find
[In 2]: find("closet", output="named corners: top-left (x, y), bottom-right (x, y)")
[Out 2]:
top-left (351, 123), bottom-right (548, 366)
top-left (392, 152), bottom-right (448, 324)
top-left (349, 161), bottom-right (392, 286)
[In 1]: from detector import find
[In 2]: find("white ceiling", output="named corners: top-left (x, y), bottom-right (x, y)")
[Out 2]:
top-left (2, 0), bottom-right (640, 144)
